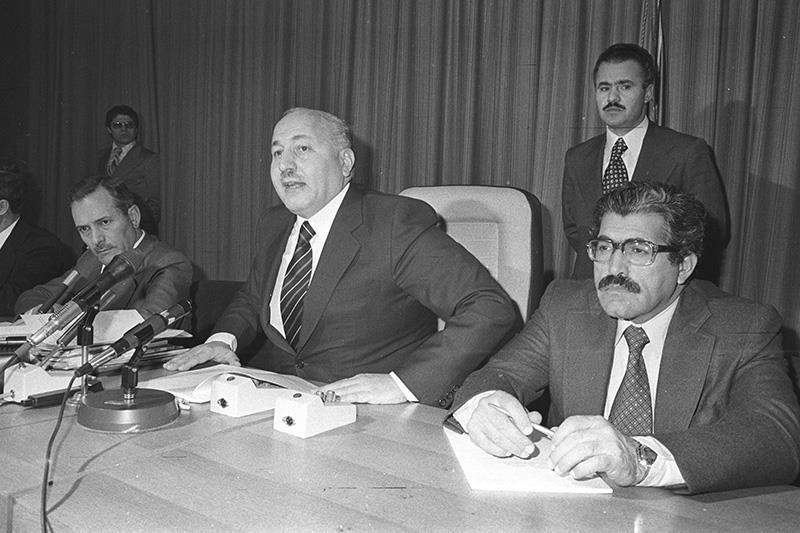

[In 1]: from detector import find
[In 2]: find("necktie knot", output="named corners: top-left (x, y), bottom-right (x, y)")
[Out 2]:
top-left (298, 221), bottom-right (315, 244)
top-left (623, 325), bottom-right (649, 355)
top-left (612, 137), bottom-right (628, 157)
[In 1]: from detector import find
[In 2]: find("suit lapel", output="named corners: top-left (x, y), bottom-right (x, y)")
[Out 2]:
top-left (632, 123), bottom-right (674, 182)
top-left (115, 145), bottom-right (143, 175)
top-left (113, 234), bottom-right (156, 307)
top-left (563, 287), bottom-right (617, 416)
top-left (297, 188), bottom-right (362, 350)
top-left (579, 135), bottom-right (606, 210)
top-left (653, 284), bottom-right (714, 432)
top-left (0, 221), bottom-right (27, 281)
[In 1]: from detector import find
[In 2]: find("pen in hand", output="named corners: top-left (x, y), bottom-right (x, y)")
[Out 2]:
top-left (489, 403), bottom-right (554, 440)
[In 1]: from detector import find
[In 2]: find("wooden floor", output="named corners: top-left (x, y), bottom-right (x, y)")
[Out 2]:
top-left (2, 377), bottom-right (800, 532)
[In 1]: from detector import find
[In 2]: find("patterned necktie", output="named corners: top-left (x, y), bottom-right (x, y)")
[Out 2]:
top-left (602, 137), bottom-right (628, 194)
top-left (608, 326), bottom-right (652, 435)
top-left (106, 145), bottom-right (123, 176)
top-left (280, 221), bottom-right (315, 350)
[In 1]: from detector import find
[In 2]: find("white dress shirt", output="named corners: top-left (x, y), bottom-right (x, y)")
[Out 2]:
top-left (0, 217), bottom-right (19, 250)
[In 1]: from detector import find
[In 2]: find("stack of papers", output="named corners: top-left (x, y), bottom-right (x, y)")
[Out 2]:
top-left (444, 427), bottom-right (612, 493)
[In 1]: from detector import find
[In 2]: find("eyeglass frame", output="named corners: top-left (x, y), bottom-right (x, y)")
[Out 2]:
top-left (586, 237), bottom-right (680, 266)
top-left (110, 121), bottom-right (136, 130)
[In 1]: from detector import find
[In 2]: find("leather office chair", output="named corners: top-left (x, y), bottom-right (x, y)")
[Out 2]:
top-left (399, 185), bottom-right (545, 321)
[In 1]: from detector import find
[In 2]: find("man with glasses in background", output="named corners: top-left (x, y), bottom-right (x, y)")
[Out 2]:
top-left (449, 181), bottom-right (800, 494)
top-left (97, 105), bottom-right (160, 235)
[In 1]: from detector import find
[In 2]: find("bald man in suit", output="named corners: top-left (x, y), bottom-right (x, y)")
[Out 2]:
top-left (166, 108), bottom-right (517, 408)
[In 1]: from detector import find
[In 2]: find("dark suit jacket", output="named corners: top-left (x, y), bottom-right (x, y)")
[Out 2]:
top-left (213, 187), bottom-right (518, 407)
top-left (0, 219), bottom-right (73, 318)
top-left (453, 279), bottom-right (800, 493)
top-left (98, 144), bottom-right (161, 235)
top-left (562, 123), bottom-right (729, 281)
top-left (15, 234), bottom-right (192, 318)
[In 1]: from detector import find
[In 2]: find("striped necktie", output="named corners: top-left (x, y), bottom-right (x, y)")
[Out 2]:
top-left (608, 326), bottom-right (652, 435)
top-left (280, 221), bottom-right (315, 350)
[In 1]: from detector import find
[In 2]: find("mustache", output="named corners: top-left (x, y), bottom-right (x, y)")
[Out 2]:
top-left (603, 102), bottom-right (625, 111)
top-left (598, 274), bottom-right (641, 293)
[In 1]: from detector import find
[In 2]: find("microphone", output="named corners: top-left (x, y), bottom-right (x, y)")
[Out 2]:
top-left (75, 299), bottom-right (192, 377)
top-left (38, 270), bottom-right (82, 314)
top-left (55, 284), bottom-right (128, 349)
top-left (72, 250), bottom-right (144, 309)
top-left (37, 252), bottom-right (98, 313)
top-left (13, 250), bottom-right (144, 363)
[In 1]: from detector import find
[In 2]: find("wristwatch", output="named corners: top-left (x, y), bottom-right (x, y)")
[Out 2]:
top-left (635, 442), bottom-right (658, 483)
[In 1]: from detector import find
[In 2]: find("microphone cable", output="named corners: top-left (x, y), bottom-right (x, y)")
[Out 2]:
top-left (39, 372), bottom-right (77, 533)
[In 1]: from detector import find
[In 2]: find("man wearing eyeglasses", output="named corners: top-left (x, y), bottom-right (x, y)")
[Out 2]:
top-left (97, 105), bottom-right (160, 235)
top-left (449, 181), bottom-right (800, 494)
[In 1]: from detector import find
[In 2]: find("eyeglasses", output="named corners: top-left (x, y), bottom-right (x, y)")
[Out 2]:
top-left (110, 121), bottom-right (135, 130)
top-left (586, 238), bottom-right (678, 266)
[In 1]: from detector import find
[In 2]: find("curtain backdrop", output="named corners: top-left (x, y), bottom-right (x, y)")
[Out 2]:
top-left (22, 0), bottom-right (800, 350)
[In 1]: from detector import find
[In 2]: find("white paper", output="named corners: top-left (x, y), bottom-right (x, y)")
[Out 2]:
top-left (139, 364), bottom-right (317, 404)
top-left (444, 427), bottom-right (612, 493)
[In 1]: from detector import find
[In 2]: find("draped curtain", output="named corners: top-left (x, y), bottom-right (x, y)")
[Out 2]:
top-left (22, 0), bottom-right (800, 350)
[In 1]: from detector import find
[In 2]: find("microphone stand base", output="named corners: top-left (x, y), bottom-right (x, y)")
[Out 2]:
top-left (77, 388), bottom-right (179, 432)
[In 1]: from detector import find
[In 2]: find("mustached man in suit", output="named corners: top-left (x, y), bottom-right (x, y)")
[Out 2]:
top-left (0, 162), bottom-right (73, 318)
top-left (16, 176), bottom-right (192, 319)
top-left (562, 43), bottom-right (728, 282)
top-left (98, 105), bottom-right (160, 235)
top-left (451, 182), bottom-right (800, 494)
top-left (166, 107), bottom-right (517, 408)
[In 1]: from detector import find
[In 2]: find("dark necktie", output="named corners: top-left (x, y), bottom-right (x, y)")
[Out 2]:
top-left (608, 325), bottom-right (652, 435)
top-left (602, 137), bottom-right (628, 194)
top-left (280, 221), bottom-right (315, 350)
top-left (106, 145), bottom-right (123, 176)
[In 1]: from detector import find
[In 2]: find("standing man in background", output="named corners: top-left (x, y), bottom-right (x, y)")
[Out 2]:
top-left (0, 161), bottom-right (73, 319)
top-left (562, 43), bottom-right (728, 281)
top-left (166, 107), bottom-right (517, 408)
top-left (98, 105), bottom-right (161, 235)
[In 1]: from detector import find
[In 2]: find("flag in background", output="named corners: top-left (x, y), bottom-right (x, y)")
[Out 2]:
top-left (638, 0), bottom-right (664, 124)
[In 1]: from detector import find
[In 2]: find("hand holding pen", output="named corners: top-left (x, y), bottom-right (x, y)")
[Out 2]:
top-left (463, 390), bottom-right (553, 459)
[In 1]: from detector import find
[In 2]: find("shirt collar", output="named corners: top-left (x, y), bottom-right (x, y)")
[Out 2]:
top-left (614, 292), bottom-right (681, 349)
top-left (294, 182), bottom-right (350, 239)
top-left (0, 216), bottom-right (20, 248)
top-left (605, 116), bottom-right (649, 150)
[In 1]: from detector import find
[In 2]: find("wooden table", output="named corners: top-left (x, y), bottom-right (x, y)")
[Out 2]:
top-left (2, 377), bottom-right (800, 532)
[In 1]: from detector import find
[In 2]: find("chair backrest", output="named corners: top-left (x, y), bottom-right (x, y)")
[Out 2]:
top-left (400, 185), bottom-right (544, 320)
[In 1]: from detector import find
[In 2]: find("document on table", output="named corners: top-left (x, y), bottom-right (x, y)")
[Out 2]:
top-left (139, 364), bottom-right (317, 403)
top-left (444, 427), bottom-right (612, 493)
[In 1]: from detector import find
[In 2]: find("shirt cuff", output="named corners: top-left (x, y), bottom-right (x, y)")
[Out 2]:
top-left (633, 436), bottom-right (686, 488)
top-left (206, 332), bottom-right (237, 352)
top-left (452, 391), bottom-right (495, 430)
top-left (389, 371), bottom-right (418, 402)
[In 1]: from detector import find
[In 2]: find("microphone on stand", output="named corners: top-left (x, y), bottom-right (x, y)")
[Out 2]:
top-left (38, 271), bottom-right (82, 315)
top-left (13, 250), bottom-right (144, 364)
top-left (54, 283), bottom-right (130, 349)
top-left (38, 251), bottom-right (100, 314)
top-left (75, 299), bottom-right (192, 377)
